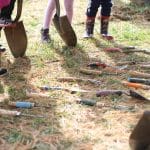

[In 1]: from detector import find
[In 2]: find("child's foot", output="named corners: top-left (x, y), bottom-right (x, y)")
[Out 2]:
top-left (0, 46), bottom-right (6, 53)
top-left (83, 32), bottom-right (93, 38)
top-left (0, 17), bottom-right (13, 27)
top-left (0, 68), bottom-right (7, 76)
top-left (40, 28), bottom-right (51, 43)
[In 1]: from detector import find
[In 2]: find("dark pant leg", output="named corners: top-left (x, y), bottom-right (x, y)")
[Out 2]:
top-left (100, 0), bottom-right (112, 16)
top-left (0, 0), bottom-right (16, 19)
top-left (86, 0), bottom-right (101, 17)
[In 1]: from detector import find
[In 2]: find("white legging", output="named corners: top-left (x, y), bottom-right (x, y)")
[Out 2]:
top-left (43, 0), bottom-right (74, 29)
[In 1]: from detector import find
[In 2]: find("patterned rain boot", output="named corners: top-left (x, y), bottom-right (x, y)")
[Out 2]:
top-left (101, 16), bottom-right (113, 41)
top-left (83, 17), bottom-right (95, 38)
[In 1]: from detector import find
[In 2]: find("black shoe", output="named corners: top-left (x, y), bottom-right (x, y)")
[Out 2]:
top-left (40, 28), bottom-right (51, 43)
top-left (0, 45), bottom-right (6, 52)
top-left (0, 68), bottom-right (7, 76)
top-left (0, 17), bottom-right (13, 25)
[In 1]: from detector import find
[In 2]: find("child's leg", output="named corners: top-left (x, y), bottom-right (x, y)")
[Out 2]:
top-left (86, 0), bottom-right (100, 17)
top-left (43, 0), bottom-right (55, 29)
top-left (83, 0), bottom-right (100, 38)
top-left (0, 44), bottom-right (7, 76)
top-left (64, 0), bottom-right (74, 23)
top-left (101, 0), bottom-right (112, 17)
top-left (0, 0), bottom-right (16, 20)
top-left (41, 0), bottom-right (55, 43)
top-left (100, 0), bottom-right (113, 40)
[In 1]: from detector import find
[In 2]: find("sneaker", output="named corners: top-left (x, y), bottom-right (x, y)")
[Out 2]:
top-left (0, 45), bottom-right (6, 53)
top-left (0, 68), bottom-right (7, 76)
top-left (40, 28), bottom-right (51, 43)
top-left (0, 17), bottom-right (13, 27)
top-left (83, 32), bottom-right (93, 38)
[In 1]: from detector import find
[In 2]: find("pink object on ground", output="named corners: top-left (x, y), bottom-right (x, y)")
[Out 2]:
top-left (0, 0), bottom-right (11, 9)
top-left (104, 47), bottom-right (122, 52)
top-left (102, 34), bottom-right (114, 41)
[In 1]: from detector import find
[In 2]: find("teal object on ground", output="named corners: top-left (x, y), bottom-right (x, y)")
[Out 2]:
top-left (15, 102), bottom-right (34, 108)
top-left (79, 99), bottom-right (97, 106)
top-left (128, 77), bottom-right (150, 85)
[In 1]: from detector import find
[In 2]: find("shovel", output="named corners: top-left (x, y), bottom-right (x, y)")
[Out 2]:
top-left (4, 21), bottom-right (27, 58)
top-left (2, 0), bottom-right (27, 58)
top-left (53, 0), bottom-right (77, 47)
top-left (129, 111), bottom-right (150, 150)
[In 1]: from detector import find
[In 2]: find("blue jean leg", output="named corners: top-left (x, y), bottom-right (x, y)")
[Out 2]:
top-left (86, 0), bottom-right (101, 17)
top-left (100, 0), bottom-right (113, 16)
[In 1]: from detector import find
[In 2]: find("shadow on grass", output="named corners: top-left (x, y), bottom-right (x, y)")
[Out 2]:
top-left (0, 56), bottom-right (63, 149)
top-left (42, 39), bottom-right (129, 147)
top-left (46, 30), bottom-right (150, 148)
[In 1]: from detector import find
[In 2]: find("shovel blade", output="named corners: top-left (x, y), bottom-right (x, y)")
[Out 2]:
top-left (53, 15), bottom-right (77, 47)
top-left (4, 21), bottom-right (27, 58)
top-left (129, 90), bottom-right (149, 101)
top-left (129, 111), bottom-right (150, 150)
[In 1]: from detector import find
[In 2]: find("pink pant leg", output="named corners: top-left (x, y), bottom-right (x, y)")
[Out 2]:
top-left (43, 0), bottom-right (74, 29)
top-left (0, 0), bottom-right (11, 9)
top-left (64, 0), bottom-right (74, 23)
top-left (43, 0), bottom-right (56, 29)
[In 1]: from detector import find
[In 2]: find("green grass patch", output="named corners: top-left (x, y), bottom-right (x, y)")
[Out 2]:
top-left (4, 129), bottom-right (32, 144)
top-left (111, 22), bottom-right (150, 45)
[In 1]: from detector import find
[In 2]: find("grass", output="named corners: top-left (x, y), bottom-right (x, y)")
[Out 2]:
top-left (0, 0), bottom-right (150, 149)
top-left (111, 22), bottom-right (150, 44)
top-left (128, 2), bottom-right (150, 13)
top-left (4, 129), bottom-right (33, 144)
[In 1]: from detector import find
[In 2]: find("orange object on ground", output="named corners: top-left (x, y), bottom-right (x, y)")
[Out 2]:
top-left (122, 81), bottom-right (150, 90)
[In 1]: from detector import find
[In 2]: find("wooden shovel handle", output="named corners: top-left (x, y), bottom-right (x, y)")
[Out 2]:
top-left (0, 109), bottom-right (20, 116)
top-left (55, 0), bottom-right (60, 17)
top-left (129, 71), bottom-right (150, 79)
top-left (79, 68), bottom-right (103, 75)
top-left (123, 49), bottom-right (150, 54)
top-left (14, 0), bottom-right (23, 22)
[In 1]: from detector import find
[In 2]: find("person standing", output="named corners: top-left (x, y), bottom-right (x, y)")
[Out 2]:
top-left (41, 0), bottom-right (74, 43)
top-left (0, 0), bottom-right (12, 76)
top-left (0, 0), bottom-right (11, 10)
top-left (0, 0), bottom-right (16, 22)
top-left (83, 0), bottom-right (113, 40)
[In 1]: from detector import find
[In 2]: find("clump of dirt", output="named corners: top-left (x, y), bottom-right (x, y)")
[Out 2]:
top-left (112, 3), bottom-right (150, 22)
top-left (144, 9), bottom-right (150, 21)
top-left (112, 6), bottom-right (134, 21)
top-left (130, 0), bottom-right (150, 5)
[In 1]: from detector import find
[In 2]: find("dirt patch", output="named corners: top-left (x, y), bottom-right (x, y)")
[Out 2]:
top-left (112, 1), bottom-right (150, 22)
top-left (131, 0), bottom-right (150, 5)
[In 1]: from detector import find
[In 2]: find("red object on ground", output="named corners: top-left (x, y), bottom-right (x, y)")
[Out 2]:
top-left (104, 47), bottom-right (122, 52)
top-left (87, 62), bottom-right (107, 68)
top-left (102, 35), bottom-right (114, 41)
